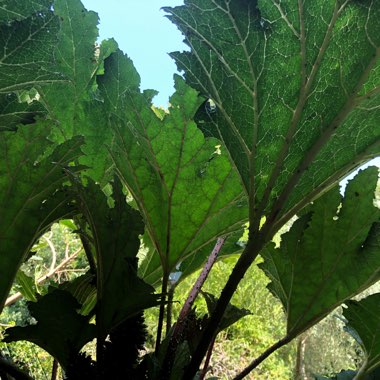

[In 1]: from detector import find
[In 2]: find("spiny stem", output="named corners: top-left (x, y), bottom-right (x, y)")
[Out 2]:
top-left (183, 236), bottom-right (266, 380)
top-left (178, 237), bottom-right (225, 322)
top-left (232, 335), bottom-right (292, 380)
top-left (161, 237), bottom-right (225, 379)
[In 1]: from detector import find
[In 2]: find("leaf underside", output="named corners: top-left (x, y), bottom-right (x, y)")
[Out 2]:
top-left (165, 0), bottom-right (380, 228)
top-left (87, 49), bottom-right (248, 279)
top-left (72, 178), bottom-right (161, 334)
top-left (260, 167), bottom-right (380, 338)
top-left (0, 125), bottom-right (83, 311)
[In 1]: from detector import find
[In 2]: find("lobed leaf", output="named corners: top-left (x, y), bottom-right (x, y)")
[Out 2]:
top-left (0, 0), bottom-right (51, 22)
top-left (259, 167), bottom-right (380, 337)
top-left (71, 178), bottom-right (160, 335)
top-left (4, 289), bottom-right (96, 370)
top-left (36, 0), bottom-right (102, 140)
top-left (0, 124), bottom-right (83, 311)
top-left (89, 49), bottom-right (248, 280)
top-left (165, 0), bottom-right (380, 228)
top-left (0, 9), bottom-right (63, 93)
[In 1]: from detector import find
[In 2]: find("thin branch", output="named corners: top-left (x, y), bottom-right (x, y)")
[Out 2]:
top-left (65, 241), bottom-right (70, 260)
top-left (43, 234), bottom-right (57, 273)
top-left (56, 269), bottom-right (86, 273)
top-left (232, 335), bottom-right (292, 380)
top-left (294, 333), bottom-right (309, 380)
top-left (50, 358), bottom-right (58, 380)
top-left (353, 359), bottom-right (369, 380)
top-left (0, 323), bottom-right (13, 328)
top-left (4, 248), bottom-right (82, 307)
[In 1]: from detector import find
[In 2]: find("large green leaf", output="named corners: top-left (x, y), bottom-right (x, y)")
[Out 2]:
top-left (344, 293), bottom-right (380, 376)
top-left (4, 289), bottom-right (96, 370)
top-left (165, 0), bottom-right (380, 228)
top-left (259, 167), bottom-right (380, 337)
top-left (72, 178), bottom-right (160, 335)
top-left (36, 0), bottom-right (102, 140)
top-left (0, 8), bottom-right (63, 93)
top-left (0, 93), bottom-right (45, 131)
top-left (0, 124), bottom-right (83, 311)
top-left (0, 0), bottom-right (51, 22)
top-left (89, 49), bottom-right (248, 278)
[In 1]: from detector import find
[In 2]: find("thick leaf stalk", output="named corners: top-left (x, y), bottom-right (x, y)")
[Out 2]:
top-left (156, 272), bottom-right (169, 352)
top-left (161, 237), bottom-right (225, 377)
top-left (183, 236), bottom-right (266, 379)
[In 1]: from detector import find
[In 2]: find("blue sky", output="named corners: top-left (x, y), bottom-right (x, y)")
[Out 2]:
top-left (81, 0), bottom-right (185, 106)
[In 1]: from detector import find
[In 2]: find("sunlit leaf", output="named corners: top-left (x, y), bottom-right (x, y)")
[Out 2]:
top-left (36, 0), bottom-right (101, 140)
top-left (0, 10), bottom-right (63, 93)
top-left (0, 0), bottom-right (51, 22)
top-left (88, 49), bottom-right (248, 281)
top-left (15, 270), bottom-right (37, 302)
top-left (0, 124), bottom-right (83, 311)
top-left (260, 167), bottom-right (380, 337)
top-left (165, 0), bottom-right (380, 229)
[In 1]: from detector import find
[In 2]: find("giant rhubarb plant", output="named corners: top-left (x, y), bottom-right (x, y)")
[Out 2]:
top-left (0, 0), bottom-right (379, 378)
top-left (163, 0), bottom-right (380, 376)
